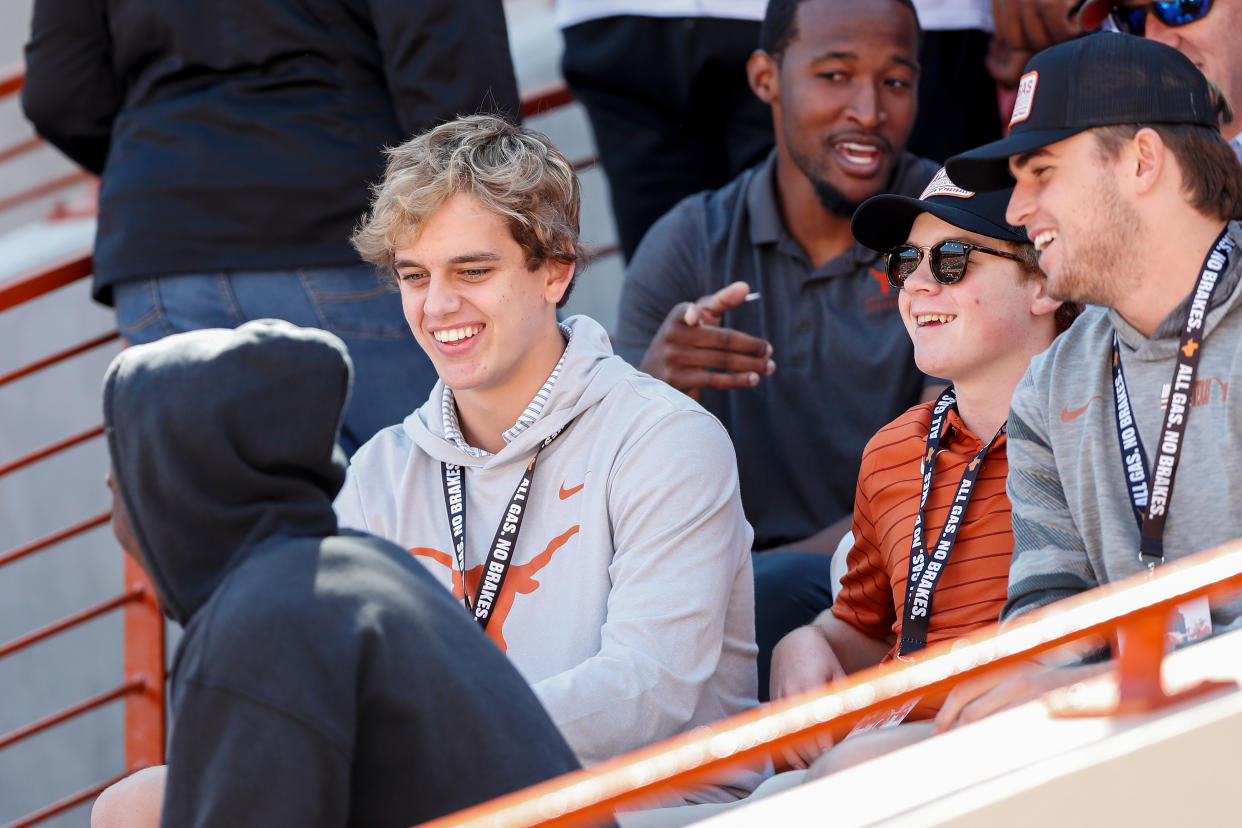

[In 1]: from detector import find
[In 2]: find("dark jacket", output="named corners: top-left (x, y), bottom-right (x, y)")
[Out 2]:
top-left (24, 0), bottom-right (520, 303)
top-left (102, 320), bottom-right (579, 827)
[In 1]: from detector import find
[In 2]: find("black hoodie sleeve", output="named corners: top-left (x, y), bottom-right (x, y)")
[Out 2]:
top-left (160, 681), bottom-right (351, 828)
top-left (22, 0), bottom-right (122, 174)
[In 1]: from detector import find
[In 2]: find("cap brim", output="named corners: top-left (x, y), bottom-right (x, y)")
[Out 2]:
top-left (946, 126), bottom-right (1084, 192)
top-left (851, 193), bottom-right (1027, 254)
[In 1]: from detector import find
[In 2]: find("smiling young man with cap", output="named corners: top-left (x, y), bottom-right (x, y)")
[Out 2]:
top-left (934, 33), bottom-right (1242, 728)
top-left (762, 169), bottom-right (1075, 773)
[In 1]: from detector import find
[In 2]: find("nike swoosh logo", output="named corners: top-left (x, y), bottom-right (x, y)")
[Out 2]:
top-left (559, 482), bottom-right (584, 500)
top-left (1061, 396), bottom-right (1103, 422)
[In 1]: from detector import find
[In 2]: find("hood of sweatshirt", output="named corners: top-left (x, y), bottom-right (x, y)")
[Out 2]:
top-left (1111, 221), bottom-right (1242, 361)
top-left (102, 319), bottom-right (352, 625)
top-left (403, 315), bottom-right (634, 469)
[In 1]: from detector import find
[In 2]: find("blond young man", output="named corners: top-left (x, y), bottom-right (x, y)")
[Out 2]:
top-left (766, 173), bottom-right (1076, 772)
top-left (335, 115), bottom-right (760, 796)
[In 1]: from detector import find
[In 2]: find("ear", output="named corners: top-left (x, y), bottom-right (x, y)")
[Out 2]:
top-left (543, 259), bottom-right (575, 305)
top-left (1129, 127), bottom-right (1166, 196)
top-left (747, 50), bottom-right (779, 105)
top-left (1027, 275), bottom-right (1062, 319)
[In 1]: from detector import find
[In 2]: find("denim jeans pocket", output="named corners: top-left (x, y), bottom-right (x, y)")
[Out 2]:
top-left (298, 266), bottom-right (410, 341)
top-left (113, 278), bottom-right (172, 345)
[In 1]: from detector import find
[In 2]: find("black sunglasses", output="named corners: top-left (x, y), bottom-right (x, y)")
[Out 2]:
top-left (884, 240), bottom-right (1025, 289)
top-left (1110, 0), bottom-right (1213, 36)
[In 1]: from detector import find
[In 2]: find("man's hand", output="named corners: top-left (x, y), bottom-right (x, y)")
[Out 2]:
top-left (934, 660), bottom-right (1107, 733)
top-left (991, 0), bottom-right (1085, 52)
top-left (638, 281), bottom-right (774, 402)
top-left (769, 625), bottom-right (847, 769)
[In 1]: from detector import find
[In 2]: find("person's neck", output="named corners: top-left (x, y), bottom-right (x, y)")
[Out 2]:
top-left (1114, 217), bottom-right (1231, 338)
top-left (454, 325), bottom-right (567, 454)
top-left (952, 330), bottom-right (1056, 439)
top-left (952, 377), bottom-right (1015, 441)
top-left (774, 154), bottom-right (860, 269)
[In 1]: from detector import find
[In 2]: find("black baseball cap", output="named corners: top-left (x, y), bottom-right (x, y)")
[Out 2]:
top-left (946, 33), bottom-right (1218, 192)
top-left (851, 167), bottom-right (1027, 253)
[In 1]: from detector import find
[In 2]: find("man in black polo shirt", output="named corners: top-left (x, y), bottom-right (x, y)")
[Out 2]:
top-left (614, 0), bottom-right (939, 698)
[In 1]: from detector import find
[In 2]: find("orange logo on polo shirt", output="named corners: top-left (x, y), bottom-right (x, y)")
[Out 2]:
top-left (1010, 72), bottom-right (1039, 126)
top-left (409, 524), bottom-right (580, 652)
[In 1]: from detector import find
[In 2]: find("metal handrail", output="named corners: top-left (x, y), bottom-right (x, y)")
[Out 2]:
top-left (417, 538), bottom-right (1242, 828)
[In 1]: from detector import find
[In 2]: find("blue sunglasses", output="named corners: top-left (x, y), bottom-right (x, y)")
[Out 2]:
top-left (1111, 0), bottom-right (1214, 35)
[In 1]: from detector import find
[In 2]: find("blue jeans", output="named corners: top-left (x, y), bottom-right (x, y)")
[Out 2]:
top-left (752, 551), bottom-right (836, 703)
top-left (113, 265), bottom-right (437, 455)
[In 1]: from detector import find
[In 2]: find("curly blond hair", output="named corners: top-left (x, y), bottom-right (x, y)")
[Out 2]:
top-left (353, 115), bottom-right (586, 306)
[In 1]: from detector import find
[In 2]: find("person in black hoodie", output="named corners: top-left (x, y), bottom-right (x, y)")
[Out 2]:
top-left (94, 319), bottom-right (580, 827)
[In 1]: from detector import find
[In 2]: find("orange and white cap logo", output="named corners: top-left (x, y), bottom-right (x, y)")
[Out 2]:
top-left (919, 167), bottom-right (974, 200)
top-left (1010, 71), bottom-right (1039, 126)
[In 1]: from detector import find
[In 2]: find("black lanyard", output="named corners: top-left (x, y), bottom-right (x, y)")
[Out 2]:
top-left (439, 425), bottom-right (568, 630)
top-left (1111, 229), bottom-right (1235, 569)
top-left (899, 387), bottom-right (1005, 657)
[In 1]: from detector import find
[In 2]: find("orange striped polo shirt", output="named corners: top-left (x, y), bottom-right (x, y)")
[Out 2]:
top-left (832, 400), bottom-right (1013, 673)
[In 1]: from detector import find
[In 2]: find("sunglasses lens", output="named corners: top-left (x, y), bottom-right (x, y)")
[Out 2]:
top-left (1111, 7), bottom-right (1148, 34)
top-left (931, 241), bottom-right (968, 284)
top-left (886, 246), bottom-right (922, 288)
top-left (1153, 0), bottom-right (1211, 25)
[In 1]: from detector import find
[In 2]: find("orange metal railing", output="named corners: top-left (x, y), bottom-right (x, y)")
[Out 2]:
top-left (0, 63), bottom-right (163, 825)
top-left (0, 255), bottom-right (165, 828)
top-left (418, 539), bottom-right (1242, 828)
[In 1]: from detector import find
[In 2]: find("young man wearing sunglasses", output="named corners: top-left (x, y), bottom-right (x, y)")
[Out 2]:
top-left (936, 33), bottom-right (1242, 728)
top-left (763, 171), bottom-right (1075, 772)
top-left (1080, 0), bottom-right (1242, 161)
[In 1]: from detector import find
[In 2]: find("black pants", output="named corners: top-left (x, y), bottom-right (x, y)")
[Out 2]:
top-left (906, 29), bottom-right (1002, 164)
top-left (562, 16), bottom-right (774, 262)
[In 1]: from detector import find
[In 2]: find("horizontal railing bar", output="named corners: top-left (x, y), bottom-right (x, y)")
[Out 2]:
top-left (0, 136), bottom-right (44, 166)
top-left (0, 331), bottom-right (119, 389)
top-left (0, 678), bottom-right (145, 751)
top-left (1, 770), bottom-right (130, 828)
top-left (570, 156), bottom-right (596, 173)
top-left (0, 425), bottom-right (105, 480)
top-left (0, 252), bottom-right (92, 314)
top-left (0, 586), bottom-right (144, 661)
top-left (0, 512), bottom-right (110, 572)
top-left (0, 64), bottom-right (21, 99)
top-left (0, 170), bottom-right (93, 216)
top-left (417, 539), bottom-right (1242, 828)
top-left (522, 82), bottom-right (573, 119)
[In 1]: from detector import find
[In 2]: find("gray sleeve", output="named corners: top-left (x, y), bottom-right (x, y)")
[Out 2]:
top-left (614, 201), bottom-right (710, 366)
top-left (1002, 369), bottom-right (1099, 621)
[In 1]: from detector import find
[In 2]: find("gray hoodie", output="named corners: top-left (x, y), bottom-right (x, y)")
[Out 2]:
top-left (336, 315), bottom-right (759, 786)
top-left (1004, 221), bottom-right (1242, 629)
